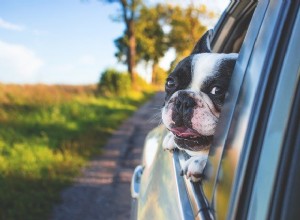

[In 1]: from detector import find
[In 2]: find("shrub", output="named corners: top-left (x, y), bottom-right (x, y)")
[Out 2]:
top-left (153, 66), bottom-right (168, 87)
top-left (98, 69), bottom-right (131, 96)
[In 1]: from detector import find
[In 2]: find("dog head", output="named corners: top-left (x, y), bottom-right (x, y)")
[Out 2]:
top-left (162, 30), bottom-right (238, 152)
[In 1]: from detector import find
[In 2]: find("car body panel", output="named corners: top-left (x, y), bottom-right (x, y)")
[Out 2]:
top-left (137, 125), bottom-right (194, 220)
top-left (247, 5), bottom-right (300, 219)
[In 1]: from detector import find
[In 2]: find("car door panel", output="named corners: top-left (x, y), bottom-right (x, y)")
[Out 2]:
top-left (247, 5), bottom-right (300, 219)
top-left (136, 125), bottom-right (194, 220)
top-left (203, 0), bottom-right (297, 219)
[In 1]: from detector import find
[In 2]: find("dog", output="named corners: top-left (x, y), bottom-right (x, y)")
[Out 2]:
top-left (162, 30), bottom-right (238, 182)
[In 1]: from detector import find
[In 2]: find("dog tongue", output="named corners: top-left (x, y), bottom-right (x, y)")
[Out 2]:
top-left (170, 127), bottom-right (199, 138)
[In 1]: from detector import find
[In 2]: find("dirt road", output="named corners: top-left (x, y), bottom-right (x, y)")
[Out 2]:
top-left (51, 92), bottom-right (164, 220)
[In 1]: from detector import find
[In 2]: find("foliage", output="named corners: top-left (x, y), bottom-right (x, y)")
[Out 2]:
top-left (98, 68), bottom-right (132, 96)
top-left (152, 65), bottom-right (168, 87)
top-left (134, 73), bottom-right (159, 91)
top-left (135, 4), bottom-right (168, 64)
top-left (0, 83), bottom-right (155, 220)
top-left (166, 4), bottom-right (208, 58)
top-left (134, 4), bottom-right (169, 84)
top-left (114, 36), bottom-right (128, 64)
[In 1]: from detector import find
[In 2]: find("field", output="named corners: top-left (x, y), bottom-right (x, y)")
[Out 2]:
top-left (0, 84), bottom-right (155, 220)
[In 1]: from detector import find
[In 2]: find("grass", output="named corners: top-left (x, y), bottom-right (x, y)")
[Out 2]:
top-left (0, 84), bottom-right (155, 220)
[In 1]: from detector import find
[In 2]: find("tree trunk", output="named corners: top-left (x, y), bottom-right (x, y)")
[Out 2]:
top-left (152, 62), bottom-right (158, 85)
top-left (127, 20), bottom-right (137, 85)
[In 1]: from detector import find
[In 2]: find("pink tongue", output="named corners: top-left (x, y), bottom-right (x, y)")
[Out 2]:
top-left (170, 127), bottom-right (199, 138)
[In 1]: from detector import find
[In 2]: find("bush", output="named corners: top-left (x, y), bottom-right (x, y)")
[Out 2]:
top-left (153, 66), bottom-right (168, 87)
top-left (98, 69), bottom-right (131, 96)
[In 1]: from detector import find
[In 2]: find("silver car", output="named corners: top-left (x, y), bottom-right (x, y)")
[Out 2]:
top-left (131, 0), bottom-right (300, 219)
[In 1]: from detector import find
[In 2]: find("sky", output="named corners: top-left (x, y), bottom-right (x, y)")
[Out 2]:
top-left (0, 0), bottom-right (229, 85)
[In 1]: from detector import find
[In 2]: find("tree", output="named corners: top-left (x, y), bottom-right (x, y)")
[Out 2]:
top-left (134, 3), bottom-right (210, 77)
top-left (135, 4), bottom-right (168, 84)
top-left (166, 4), bottom-right (208, 60)
top-left (101, 0), bottom-right (142, 85)
top-left (104, 1), bottom-right (213, 85)
top-left (135, 3), bottom-right (211, 79)
top-left (113, 4), bottom-right (168, 85)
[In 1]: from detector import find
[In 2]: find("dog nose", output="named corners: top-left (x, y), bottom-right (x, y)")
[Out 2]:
top-left (174, 92), bottom-right (196, 115)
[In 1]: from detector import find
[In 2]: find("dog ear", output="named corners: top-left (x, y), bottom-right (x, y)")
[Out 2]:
top-left (191, 29), bottom-right (212, 54)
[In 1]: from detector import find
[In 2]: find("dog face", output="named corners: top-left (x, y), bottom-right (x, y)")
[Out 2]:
top-left (162, 31), bottom-right (238, 152)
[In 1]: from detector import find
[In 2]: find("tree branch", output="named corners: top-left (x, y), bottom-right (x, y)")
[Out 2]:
top-left (120, 0), bottom-right (129, 27)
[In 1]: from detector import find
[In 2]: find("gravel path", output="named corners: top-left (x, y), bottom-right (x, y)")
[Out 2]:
top-left (51, 92), bottom-right (165, 220)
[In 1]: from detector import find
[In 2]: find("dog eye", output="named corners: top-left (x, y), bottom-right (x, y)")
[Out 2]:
top-left (210, 87), bottom-right (222, 95)
top-left (166, 78), bottom-right (176, 89)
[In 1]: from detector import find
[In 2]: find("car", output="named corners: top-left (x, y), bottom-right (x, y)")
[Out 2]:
top-left (130, 0), bottom-right (300, 219)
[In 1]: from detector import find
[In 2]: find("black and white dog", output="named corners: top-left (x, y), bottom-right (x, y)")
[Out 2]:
top-left (162, 30), bottom-right (238, 182)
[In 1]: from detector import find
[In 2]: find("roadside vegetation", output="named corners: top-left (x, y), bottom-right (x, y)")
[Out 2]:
top-left (0, 82), bottom-right (155, 220)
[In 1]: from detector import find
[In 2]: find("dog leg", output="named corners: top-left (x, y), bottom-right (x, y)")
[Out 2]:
top-left (181, 155), bottom-right (208, 182)
top-left (162, 132), bottom-right (177, 152)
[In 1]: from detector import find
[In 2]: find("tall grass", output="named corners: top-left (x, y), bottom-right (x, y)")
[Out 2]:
top-left (0, 84), bottom-right (155, 220)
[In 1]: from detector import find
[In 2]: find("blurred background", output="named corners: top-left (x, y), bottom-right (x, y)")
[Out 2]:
top-left (0, 0), bottom-right (228, 219)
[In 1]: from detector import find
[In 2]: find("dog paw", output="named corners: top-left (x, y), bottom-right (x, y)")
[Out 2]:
top-left (162, 132), bottom-right (176, 152)
top-left (181, 155), bottom-right (208, 182)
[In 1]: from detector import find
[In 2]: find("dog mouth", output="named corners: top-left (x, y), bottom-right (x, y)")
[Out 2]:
top-left (170, 127), bottom-right (200, 139)
top-left (169, 127), bottom-right (213, 151)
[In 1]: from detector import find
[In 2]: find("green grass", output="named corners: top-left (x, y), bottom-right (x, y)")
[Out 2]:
top-left (0, 84), bottom-right (155, 220)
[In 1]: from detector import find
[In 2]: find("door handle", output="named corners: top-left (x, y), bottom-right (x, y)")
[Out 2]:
top-left (131, 165), bottom-right (144, 199)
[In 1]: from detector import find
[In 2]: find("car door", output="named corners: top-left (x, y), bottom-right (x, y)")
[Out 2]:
top-left (203, 0), bottom-right (300, 219)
